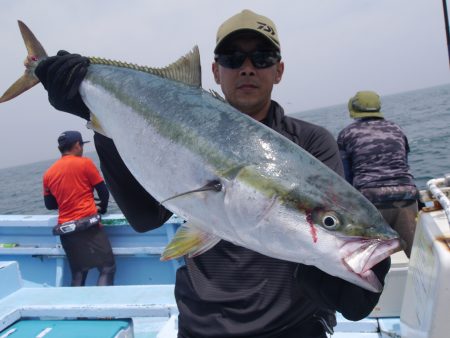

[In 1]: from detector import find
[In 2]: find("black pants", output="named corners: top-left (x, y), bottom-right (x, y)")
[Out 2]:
top-left (374, 199), bottom-right (418, 258)
top-left (71, 264), bottom-right (116, 286)
top-left (60, 225), bottom-right (116, 286)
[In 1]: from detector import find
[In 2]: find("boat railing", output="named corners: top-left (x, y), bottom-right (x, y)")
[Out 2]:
top-left (0, 214), bottom-right (184, 287)
top-left (419, 173), bottom-right (450, 226)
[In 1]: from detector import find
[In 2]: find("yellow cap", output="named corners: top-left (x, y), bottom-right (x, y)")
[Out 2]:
top-left (348, 91), bottom-right (384, 119)
top-left (214, 9), bottom-right (280, 53)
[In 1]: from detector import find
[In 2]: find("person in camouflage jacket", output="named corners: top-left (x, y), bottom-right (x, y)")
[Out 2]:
top-left (337, 91), bottom-right (419, 257)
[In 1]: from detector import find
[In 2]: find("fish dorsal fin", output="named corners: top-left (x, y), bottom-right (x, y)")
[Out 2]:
top-left (89, 46), bottom-right (202, 87)
top-left (159, 46), bottom-right (201, 87)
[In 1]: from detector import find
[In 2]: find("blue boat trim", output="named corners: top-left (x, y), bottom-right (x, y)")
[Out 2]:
top-left (0, 214), bottom-right (183, 287)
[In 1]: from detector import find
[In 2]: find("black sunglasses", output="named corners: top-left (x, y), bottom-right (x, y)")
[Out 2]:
top-left (215, 50), bottom-right (281, 69)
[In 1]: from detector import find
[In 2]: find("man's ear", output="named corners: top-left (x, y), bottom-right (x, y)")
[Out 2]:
top-left (212, 62), bottom-right (220, 84)
top-left (274, 61), bottom-right (284, 84)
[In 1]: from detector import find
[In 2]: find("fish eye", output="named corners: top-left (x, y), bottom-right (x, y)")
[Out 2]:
top-left (322, 214), bottom-right (340, 230)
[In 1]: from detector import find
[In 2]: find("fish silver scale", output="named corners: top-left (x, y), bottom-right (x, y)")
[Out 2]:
top-left (77, 63), bottom-right (397, 292)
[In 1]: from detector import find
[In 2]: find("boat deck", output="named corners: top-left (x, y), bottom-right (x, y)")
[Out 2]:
top-left (0, 260), bottom-right (401, 338)
top-left (0, 214), bottom-right (406, 337)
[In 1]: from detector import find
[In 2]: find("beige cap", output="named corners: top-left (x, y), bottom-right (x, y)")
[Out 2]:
top-left (214, 9), bottom-right (280, 53)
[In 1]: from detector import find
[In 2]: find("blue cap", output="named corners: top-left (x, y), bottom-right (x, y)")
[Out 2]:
top-left (57, 131), bottom-right (90, 148)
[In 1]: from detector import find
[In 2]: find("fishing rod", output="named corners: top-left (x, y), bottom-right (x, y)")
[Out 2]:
top-left (443, 0), bottom-right (450, 67)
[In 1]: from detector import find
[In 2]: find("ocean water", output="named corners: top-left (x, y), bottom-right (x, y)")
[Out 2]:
top-left (0, 83), bottom-right (449, 215)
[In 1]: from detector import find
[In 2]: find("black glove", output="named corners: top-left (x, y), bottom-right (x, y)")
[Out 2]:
top-left (296, 257), bottom-right (391, 321)
top-left (35, 50), bottom-right (91, 120)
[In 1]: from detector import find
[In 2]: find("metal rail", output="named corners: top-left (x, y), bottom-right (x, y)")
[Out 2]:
top-left (426, 174), bottom-right (450, 226)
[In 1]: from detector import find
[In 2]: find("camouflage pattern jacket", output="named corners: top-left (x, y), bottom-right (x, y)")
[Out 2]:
top-left (337, 117), bottom-right (419, 203)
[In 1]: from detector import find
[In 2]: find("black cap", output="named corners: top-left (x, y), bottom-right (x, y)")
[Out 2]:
top-left (57, 131), bottom-right (90, 148)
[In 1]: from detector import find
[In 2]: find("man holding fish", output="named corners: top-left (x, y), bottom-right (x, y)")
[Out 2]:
top-left (3, 9), bottom-right (396, 338)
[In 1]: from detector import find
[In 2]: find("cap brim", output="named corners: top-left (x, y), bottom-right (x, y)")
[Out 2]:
top-left (214, 29), bottom-right (280, 54)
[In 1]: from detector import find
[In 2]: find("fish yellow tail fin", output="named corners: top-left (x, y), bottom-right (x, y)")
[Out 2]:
top-left (0, 20), bottom-right (47, 103)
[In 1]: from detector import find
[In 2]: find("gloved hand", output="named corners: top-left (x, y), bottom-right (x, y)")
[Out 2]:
top-left (95, 199), bottom-right (107, 214)
top-left (296, 257), bottom-right (391, 321)
top-left (35, 50), bottom-right (91, 120)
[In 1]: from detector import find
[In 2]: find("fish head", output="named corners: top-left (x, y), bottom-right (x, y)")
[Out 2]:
top-left (302, 198), bottom-right (402, 292)
top-left (223, 164), bottom-right (402, 292)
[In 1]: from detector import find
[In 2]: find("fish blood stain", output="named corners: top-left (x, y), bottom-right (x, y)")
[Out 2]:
top-left (306, 211), bottom-right (318, 243)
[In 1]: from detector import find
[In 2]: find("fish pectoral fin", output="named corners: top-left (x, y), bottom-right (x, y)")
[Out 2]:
top-left (161, 223), bottom-right (221, 261)
top-left (160, 180), bottom-right (222, 204)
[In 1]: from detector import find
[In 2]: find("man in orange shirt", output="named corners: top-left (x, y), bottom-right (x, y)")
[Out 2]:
top-left (43, 130), bottom-right (115, 286)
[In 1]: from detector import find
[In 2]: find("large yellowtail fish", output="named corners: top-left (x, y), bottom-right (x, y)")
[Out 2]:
top-left (1, 21), bottom-right (401, 292)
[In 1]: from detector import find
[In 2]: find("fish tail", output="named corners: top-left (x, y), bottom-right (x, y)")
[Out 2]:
top-left (0, 20), bottom-right (47, 103)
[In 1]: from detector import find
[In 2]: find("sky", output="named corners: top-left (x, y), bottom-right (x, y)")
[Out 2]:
top-left (0, 0), bottom-right (448, 169)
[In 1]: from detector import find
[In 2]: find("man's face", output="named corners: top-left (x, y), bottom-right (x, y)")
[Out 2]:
top-left (212, 34), bottom-right (284, 121)
top-left (74, 141), bottom-right (84, 157)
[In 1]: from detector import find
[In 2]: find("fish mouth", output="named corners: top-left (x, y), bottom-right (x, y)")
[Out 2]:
top-left (340, 238), bottom-right (401, 292)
